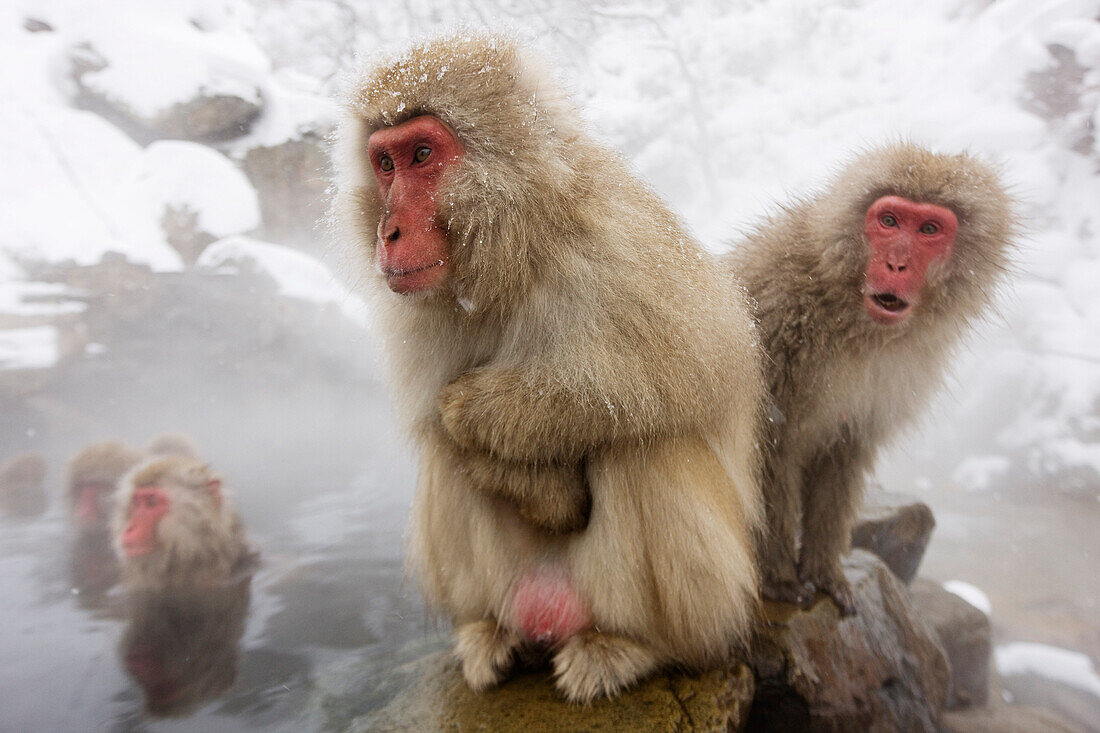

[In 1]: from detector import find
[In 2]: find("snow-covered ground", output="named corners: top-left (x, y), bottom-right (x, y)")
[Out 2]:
top-left (2, 0), bottom-right (1098, 727)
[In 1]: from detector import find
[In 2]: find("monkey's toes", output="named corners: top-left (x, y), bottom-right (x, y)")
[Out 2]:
top-left (801, 570), bottom-right (857, 616)
top-left (454, 620), bottom-right (520, 692)
top-left (762, 573), bottom-right (812, 606)
top-left (552, 631), bottom-right (659, 704)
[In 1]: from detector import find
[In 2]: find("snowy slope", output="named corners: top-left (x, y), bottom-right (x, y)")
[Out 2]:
top-left (2, 0), bottom-right (1096, 497)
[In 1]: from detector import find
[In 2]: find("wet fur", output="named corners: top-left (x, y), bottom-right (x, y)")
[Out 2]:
top-left (728, 143), bottom-right (1017, 611)
top-left (113, 456), bottom-right (253, 589)
top-left (333, 35), bottom-right (764, 700)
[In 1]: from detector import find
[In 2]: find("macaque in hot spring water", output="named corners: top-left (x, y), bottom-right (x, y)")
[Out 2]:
top-left (333, 35), bottom-right (765, 702)
top-left (726, 143), bottom-right (1017, 613)
top-left (113, 455), bottom-right (255, 590)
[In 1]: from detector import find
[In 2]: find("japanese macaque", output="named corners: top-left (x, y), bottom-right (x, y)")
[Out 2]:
top-left (113, 455), bottom-right (254, 589)
top-left (727, 143), bottom-right (1017, 613)
top-left (120, 578), bottom-right (251, 716)
top-left (66, 440), bottom-right (144, 528)
top-left (333, 36), bottom-right (764, 702)
top-left (0, 453), bottom-right (47, 518)
top-left (66, 441), bottom-right (144, 600)
top-left (146, 432), bottom-right (200, 459)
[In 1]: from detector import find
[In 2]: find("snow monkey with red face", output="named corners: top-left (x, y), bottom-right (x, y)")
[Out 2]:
top-left (729, 143), bottom-right (1017, 613)
top-left (333, 35), bottom-right (765, 703)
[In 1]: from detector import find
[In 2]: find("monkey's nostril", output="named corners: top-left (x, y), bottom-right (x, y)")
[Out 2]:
top-left (387, 227), bottom-right (401, 243)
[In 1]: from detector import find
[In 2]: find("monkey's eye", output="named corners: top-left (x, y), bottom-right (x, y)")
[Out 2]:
top-left (880, 214), bottom-right (898, 227)
top-left (919, 221), bottom-right (939, 235)
top-left (414, 146), bottom-right (432, 163)
top-left (379, 155), bottom-right (394, 172)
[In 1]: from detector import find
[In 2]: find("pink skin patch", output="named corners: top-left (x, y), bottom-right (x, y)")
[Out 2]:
top-left (122, 486), bottom-right (170, 557)
top-left (862, 195), bottom-right (958, 325)
top-left (366, 115), bottom-right (464, 295)
top-left (511, 567), bottom-right (591, 645)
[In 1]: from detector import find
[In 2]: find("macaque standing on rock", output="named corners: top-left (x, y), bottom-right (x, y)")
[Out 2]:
top-left (113, 455), bottom-right (254, 589)
top-left (333, 36), bottom-right (764, 702)
top-left (728, 143), bottom-right (1017, 613)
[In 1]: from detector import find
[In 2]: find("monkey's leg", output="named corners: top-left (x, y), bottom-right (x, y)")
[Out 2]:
top-left (759, 460), bottom-right (811, 605)
top-left (434, 426), bottom-right (590, 533)
top-left (551, 630), bottom-right (660, 704)
top-left (454, 619), bottom-right (522, 692)
top-left (797, 444), bottom-right (866, 615)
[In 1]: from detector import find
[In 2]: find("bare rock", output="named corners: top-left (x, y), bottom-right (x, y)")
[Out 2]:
top-left (941, 703), bottom-right (1080, 733)
top-left (748, 549), bottom-right (950, 732)
top-left (851, 491), bottom-right (935, 584)
top-left (241, 134), bottom-right (330, 251)
top-left (910, 578), bottom-right (992, 709)
top-left (350, 651), bottom-right (755, 732)
top-left (161, 205), bottom-right (218, 266)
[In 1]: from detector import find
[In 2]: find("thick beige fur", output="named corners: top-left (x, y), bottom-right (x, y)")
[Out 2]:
top-left (66, 440), bottom-right (144, 524)
top-left (333, 35), bottom-right (764, 701)
top-left (113, 455), bottom-right (253, 589)
top-left (727, 143), bottom-right (1017, 610)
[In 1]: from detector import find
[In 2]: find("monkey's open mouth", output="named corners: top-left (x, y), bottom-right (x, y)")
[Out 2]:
top-left (870, 293), bottom-right (908, 312)
top-left (864, 291), bottom-right (913, 325)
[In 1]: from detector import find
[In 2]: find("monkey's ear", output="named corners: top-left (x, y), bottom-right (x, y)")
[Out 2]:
top-left (206, 477), bottom-right (223, 507)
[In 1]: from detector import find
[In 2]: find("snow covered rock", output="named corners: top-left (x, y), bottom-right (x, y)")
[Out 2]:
top-left (850, 491), bottom-right (936, 584)
top-left (66, 11), bottom-right (268, 145)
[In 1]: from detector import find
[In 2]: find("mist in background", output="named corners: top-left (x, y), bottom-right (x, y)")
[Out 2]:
top-left (1, 0), bottom-right (1098, 729)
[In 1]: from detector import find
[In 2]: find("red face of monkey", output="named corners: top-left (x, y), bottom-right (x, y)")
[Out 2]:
top-left (367, 115), bottom-right (465, 294)
top-left (862, 195), bottom-right (958, 325)
top-left (121, 487), bottom-right (170, 557)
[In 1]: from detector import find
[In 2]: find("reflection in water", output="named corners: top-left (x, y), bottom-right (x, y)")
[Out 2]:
top-left (121, 576), bottom-right (252, 717)
top-left (69, 525), bottom-right (120, 607)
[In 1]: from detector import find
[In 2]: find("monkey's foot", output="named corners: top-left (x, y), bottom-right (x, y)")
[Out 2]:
top-left (761, 559), bottom-right (814, 603)
top-left (799, 566), bottom-right (857, 616)
top-left (761, 573), bottom-right (813, 606)
top-left (454, 620), bottom-right (521, 692)
top-left (551, 630), bottom-right (659, 704)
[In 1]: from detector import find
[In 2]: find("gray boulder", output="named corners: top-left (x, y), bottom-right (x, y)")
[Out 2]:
top-left (851, 491), bottom-right (936, 584)
top-left (910, 578), bottom-right (992, 709)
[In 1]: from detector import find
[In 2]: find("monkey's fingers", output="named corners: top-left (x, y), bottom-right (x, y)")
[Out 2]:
top-left (515, 469), bottom-right (590, 535)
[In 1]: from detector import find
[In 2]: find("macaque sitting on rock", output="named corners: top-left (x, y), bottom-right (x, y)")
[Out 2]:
top-left (728, 143), bottom-right (1017, 613)
top-left (333, 35), bottom-right (764, 702)
top-left (113, 455), bottom-right (254, 589)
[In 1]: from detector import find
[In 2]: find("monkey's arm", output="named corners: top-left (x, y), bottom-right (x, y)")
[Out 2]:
top-left (432, 424), bottom-right (590, 534)
top-left (439, 361), bottom-right (713, 464)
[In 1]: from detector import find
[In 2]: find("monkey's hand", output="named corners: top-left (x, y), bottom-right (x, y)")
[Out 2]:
top-left (440, 368), bottom-right (612, 463)
top-left (439, 370), bottom-right (530, 455)
top-left (465, 451), bottom-right (590, 534)
top-left (437, 423), bottom-right (590, 534)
